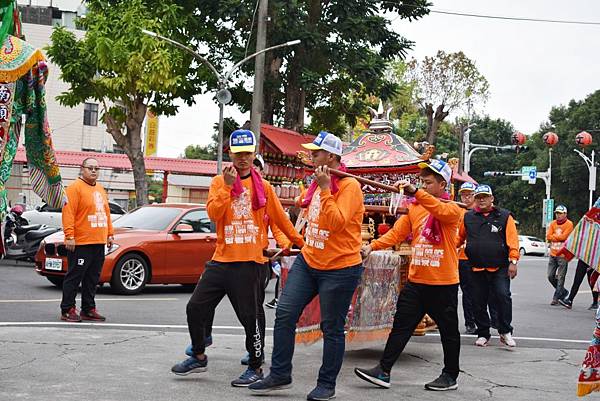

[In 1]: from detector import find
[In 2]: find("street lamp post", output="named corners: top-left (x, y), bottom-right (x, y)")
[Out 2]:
top-left (142, 29), bottom-right (300, 174)
top-left (573, 149), bottom-right (597, 209)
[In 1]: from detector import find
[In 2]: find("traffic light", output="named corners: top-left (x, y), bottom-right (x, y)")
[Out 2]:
top-left (496, 145), bottom-right (529, 153)
top-left (516, 145), bottom-right (529, 153)
top-left (484, 171), bottom-right (506, 177)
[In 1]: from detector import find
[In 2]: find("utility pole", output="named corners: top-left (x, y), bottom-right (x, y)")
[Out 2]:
top-left (251, 0), bottom-right (268, 149)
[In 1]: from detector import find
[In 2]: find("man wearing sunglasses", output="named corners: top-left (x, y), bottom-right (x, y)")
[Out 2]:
top-left (60, 157), bottom-right (114, 322)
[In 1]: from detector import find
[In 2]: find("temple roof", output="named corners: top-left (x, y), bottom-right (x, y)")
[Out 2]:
top-left (342, 132), bottom-right (423, 169)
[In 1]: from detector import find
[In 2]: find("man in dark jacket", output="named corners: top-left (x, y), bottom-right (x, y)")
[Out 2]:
top-left (457, 185), bottom-right (520, 348)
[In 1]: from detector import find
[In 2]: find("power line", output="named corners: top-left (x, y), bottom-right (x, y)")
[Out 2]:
top-left (381, 2), bottom-right (600, 26)
top-left (430, 9), bottom-right (600, 26)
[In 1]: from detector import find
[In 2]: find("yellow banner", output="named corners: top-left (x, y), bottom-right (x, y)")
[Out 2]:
top-left (145, 110), bottom-right (159, 156)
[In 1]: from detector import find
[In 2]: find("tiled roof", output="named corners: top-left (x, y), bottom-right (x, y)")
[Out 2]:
top-left (14, 148), bottom-right (218, 175)
top-left (260, 124), bottom-right (315, 156)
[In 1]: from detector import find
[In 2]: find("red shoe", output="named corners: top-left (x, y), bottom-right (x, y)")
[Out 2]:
top-left (61, 307), bottom-right (81, 322)
top-left (80, 308), bottom-right (106, 322)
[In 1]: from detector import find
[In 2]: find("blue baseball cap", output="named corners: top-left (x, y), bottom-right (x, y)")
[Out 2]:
top-left (301, 131), bottom-right (343, 156)
top-left (459, 182), bottom-right (477, 193)
top-left (417, 159), bottom-right (452, 184)
top-left (474, 184), bottom-right (493, 197)
top-left (229, 129), bottom-right (256, 153)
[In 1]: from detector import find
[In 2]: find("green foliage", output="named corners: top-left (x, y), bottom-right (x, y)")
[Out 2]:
top-left (45, 0), bottom-right (201, 205)
top-left (182, 0), bottom-right (430, 132)
top-left (184, 144), bottom-right (216, 160)
top-left (147, 178), bottom-right (163, 202)
top-left (46, 0), bottom-right (193, 120)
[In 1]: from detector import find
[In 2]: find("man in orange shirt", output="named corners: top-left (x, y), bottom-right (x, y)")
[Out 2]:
top-left (457, 185), bottom-right (519, 348)
top-left (457, 182), bottom-right (477, 334)
top-left (546, 205), bottom-right (574, 305)
top-left (249, 131), bottom-right (365, 401)
top-left (60, 157), bottom-right (114, 322)
top-left (171, 130), bottom-right (304, 387)
top-left (354, 159), bottom-right (462, 392)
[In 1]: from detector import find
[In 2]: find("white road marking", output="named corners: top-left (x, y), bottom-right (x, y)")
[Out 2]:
top-left (0, 298), bottom-right (180, 303)
top-left (426, 332), bottom-right (590, 344)
top-left (0, 322), bottom-right (273, 331)
top-left (0, 322), bottom-right (588, 343)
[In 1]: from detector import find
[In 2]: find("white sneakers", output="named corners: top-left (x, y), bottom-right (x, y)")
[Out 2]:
top-left (500, 333), bottom-right (517, 347)
top-left (475, 337), bottom-right (489, 347)
top-left (474, 334), bottom-right (516, 348)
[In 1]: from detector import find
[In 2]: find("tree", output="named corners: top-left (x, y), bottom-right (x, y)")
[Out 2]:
top-left (46, 0), bottom-right (196, 206)
top-left (183, 0), bottom-right (430, 134)
top-left (540, 91), bottom-right (600, 222)
top-left (406, 50), bottom-right (489, 145)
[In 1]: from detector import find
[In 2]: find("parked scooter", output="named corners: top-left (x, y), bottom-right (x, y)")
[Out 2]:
top-left (3, 205), bottom-right (60, 261)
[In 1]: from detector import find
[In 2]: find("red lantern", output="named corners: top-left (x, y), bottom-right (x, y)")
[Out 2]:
top-left (511, 131), bottom-right (526, 146)
top-left (543, 132), bottom-right (559, 146)
top-left (576, 131), bottom-right (593, 147)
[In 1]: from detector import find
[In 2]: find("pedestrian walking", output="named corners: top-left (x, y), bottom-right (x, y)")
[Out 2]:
top-left (458, 185), bottom-right (519, 348)
top-left (171, 130), bottom-right (304, 387)
top-left (547, 205), bottom-right (574, 305)
top-left (354, 159), bottom-right (462, 392)
top-left (60, 157), bottom-right (114, 322)
top-left (561, 259), bottom-right (599, 310)
top-left (248, 131), bottom-right (365, 401)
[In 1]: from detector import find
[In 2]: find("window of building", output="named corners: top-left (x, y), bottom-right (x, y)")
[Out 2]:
top-left (83, 103), bottom-right (99, 126)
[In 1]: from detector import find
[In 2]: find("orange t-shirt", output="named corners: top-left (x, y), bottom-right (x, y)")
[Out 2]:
top-left (207, 175), bottom-right (304, 264)
top-left (300, 178), bottom-right (365, 270)
top-left (546, 219), bottom-right (574, 257)
top-left (271, 223), bottom-right (292, 249)
top-left (457, 209), bottom-right (468, 261)
top-left (62, 178), bottom-right (114, 245)
top-left (371, 190), bottom-right (462, 285)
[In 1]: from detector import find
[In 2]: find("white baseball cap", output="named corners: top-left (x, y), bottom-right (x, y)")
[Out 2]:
top-left (417, 159), bottom-right (452, 184)
top-left (301, 131), bottom-right (343, 156)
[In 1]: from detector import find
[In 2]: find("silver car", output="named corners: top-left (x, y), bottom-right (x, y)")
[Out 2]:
top-left (22, 202), bottom-right (126, 228)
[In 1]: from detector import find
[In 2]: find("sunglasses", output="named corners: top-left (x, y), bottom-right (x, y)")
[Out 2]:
top-left (83, 166), bottom-right (100, 171)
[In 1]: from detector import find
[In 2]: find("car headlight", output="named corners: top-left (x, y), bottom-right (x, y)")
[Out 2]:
top-left (105, 244), bottom-right (119, 255)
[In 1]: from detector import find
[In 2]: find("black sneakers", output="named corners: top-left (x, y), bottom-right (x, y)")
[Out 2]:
top-left (248, 374), bottom-right (292, 393)
top-left (231, 367), bottom-right (263, 387)
top-left (354, 365), bottom-right (391, 388)
top-left (424, 373), bottom-right (458, 391)
top-left (265, 298), bottom-right (278, 309)
top-left (171, 355), bottom-right (208, 376)
top-left (559, 298), bottom-right (573, 309)
top-left (307, 385), bottom-right (336, 400)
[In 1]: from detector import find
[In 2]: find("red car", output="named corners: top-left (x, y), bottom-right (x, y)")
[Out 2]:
top-left (35, 204), bottom-right (217, 295)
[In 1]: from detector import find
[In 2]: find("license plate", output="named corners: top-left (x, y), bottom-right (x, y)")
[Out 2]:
top-left (45, 258), bottom-right (63, 271)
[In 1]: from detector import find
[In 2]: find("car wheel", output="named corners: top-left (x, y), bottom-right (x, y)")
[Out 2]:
top-left (519, 248), bottom-right (526, 256)
top-left (110, 254), bottom-right (149, 295)
top-left (46, 276), bottom-right (63, 288)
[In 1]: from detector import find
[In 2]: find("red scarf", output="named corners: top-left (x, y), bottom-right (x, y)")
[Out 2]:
top-left (230, 168), bottom-right (266, 210)
top-left (415, 192), bottom-right (450, 245)
top-left (301, 163), bottom-right (347, 208)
